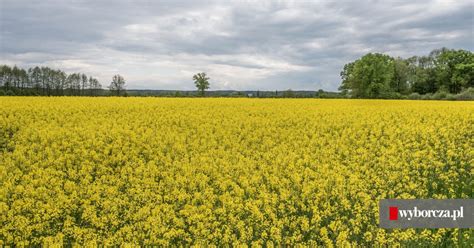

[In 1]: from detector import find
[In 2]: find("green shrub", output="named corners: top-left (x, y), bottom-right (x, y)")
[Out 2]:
top-left (446, 94), bottom-right (456, 100)
top-left (408, 93), bottom-right (421, 100)
top-left (5, 90), bottom-right (15, 96)
top-left (453, 87), bottom-right (474, 100)
top-left (432, 90), bottom-right (448, 100)
top-left (421, 93), bottom-right (433, 100)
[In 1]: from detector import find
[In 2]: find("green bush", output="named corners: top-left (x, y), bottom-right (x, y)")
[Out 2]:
top-left (408, 93), bottom-right (421, 100)
top-left (379, 91), bottom-right (402, 99)
top-left (453, 87), bottom-right (474, 100)
top-left (432, 90), bottom-right (448, 100)
top-left (446, 94), bottom-right (456, 100)
top-left (5, 90), bottom-right (15, 96)
top-left (421, 93), bottom-right (433, 100)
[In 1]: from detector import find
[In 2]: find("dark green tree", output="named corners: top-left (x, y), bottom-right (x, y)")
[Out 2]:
top-left (435, 48), bottom-right (474, 93)
top-left (339, 53), bottom-right (395, 98)
top-left (193, 72), bottom-right (210, 96)
top-left (392, 57), bottom-right (409, 94)
top-left (0, 64), bottom-right (102, 96)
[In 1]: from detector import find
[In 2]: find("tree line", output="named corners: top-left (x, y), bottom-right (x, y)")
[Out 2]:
top-left (0, 65), bottom-right (129, 96)
top-left (0, 65), bottom-right (105, 96)
top-left (2, 47), bottom-right (473, 99)
top-left (339, 48), bottom-right (474, 99)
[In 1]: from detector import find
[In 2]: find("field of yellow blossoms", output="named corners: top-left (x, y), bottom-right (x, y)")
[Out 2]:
top-left (1, 97), bottom-right (473, 246)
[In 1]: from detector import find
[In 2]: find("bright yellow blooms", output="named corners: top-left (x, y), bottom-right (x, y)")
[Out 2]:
top-left (1, 97), bottom-right (472, 246)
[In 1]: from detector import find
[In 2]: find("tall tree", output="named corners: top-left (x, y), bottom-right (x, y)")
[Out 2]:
top-left (81, 74), bottom-right (88, 95)
top-left (435, 48), bottom-right (474, 93)
top-left (338, 62), bottom-right (355, 95)
top-left (31, 66), bottom-right (42, 94)
top-left (339, 53), bottom-right (395, 98)
top-left (89, 76), bottom-right (102, 96)
top-left (193, 72), bottom-right (210, 96)
top-left (0, 64), bottom-right (101, 96)
top-left (109, 74), bottom-right (126, 96)
top-left (0, 65), bottom-right (12, 90)
top-left (392, 57), bottom-right (409, 94)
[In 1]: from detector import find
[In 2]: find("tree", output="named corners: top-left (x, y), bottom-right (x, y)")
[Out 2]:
top-left (81, 74), bottom-right (88, 95)
top-left (435, 48), bottom-right (474, 93)
top-left (31, 67), bottom-right (42, 94)
top-left (67, 73), bottom-right (81, 96)
top-left (109, 74), bottom-right (126, 96)
top-left (193, 72), bottom-right (210, 96)
top-left (339, 48), bottom-right (473, 98)
top-left (53, 70), bottom-right (66, 96)
top-left (89, 76), bottom-right (102, 96)
top-left (0, 64), bottom-right (101, 96)
top-left (392, 57), bottom-right (409, 94)
top-left (0, 65), bottom-right (12, 90)
top-left (283, 89), bottom-right (295, 98)
top-left (338, 62), bottom-right (355, 95)
top-left (339, 53), bottom-right (395, 98)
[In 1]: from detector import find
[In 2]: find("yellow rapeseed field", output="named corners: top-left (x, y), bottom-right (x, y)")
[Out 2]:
top-left (1, 97), bottom-right (473, 246)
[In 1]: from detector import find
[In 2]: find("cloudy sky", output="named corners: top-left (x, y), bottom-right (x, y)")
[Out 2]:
top-left (1, 0), bottom-right (472, 91)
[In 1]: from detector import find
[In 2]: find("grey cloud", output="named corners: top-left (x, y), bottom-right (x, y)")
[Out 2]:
top-left (1, 0), bottom-right (472, 91)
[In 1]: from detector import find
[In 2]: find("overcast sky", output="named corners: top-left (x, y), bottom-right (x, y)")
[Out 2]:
top-left (1, 0), bottom-right (473, 91)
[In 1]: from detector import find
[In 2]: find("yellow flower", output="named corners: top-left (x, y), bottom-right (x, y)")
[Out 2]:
top-left (0, 97), bottom-right (472, 246)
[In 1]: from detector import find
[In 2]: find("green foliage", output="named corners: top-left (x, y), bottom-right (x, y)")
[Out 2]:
top-left (453, 87), bottom-right (474, 100)
top-left (339, 53), bottom-right (395, 98)
top-left (435, 49), bottom-right (474, 93)
top-left (392, 58), bottom-right (409, 94)
top-left (193, 72), bottom-right (210, 96)
top-left (5, 90), bottom-right (15, 96)
top-left (431, 90), bottom-right (449, 100)
top-left (282, 89), bottom-right (295, 98)
top-left (0, 65), bottom-right (102, 96)
top-left (340, 48), bottom-right (474, 99)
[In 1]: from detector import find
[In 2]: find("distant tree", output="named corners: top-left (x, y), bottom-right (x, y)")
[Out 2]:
top-left (193, 72), bottom-right (210, 96)
top-left (0, 64), bottom-right (101, 96)
top-left (405, 55), bottom-right (437, 94)
top-left (11, 65), bottom-right (21, 89)
top-left (40, 66), bottom-right (52, 95)
top-left (339, 53), bottom-right (395, 98)
top-left (317, 89), bottom-right (325, 98)
top-left (392, 57), bottom-right (409, 94)
top-left (109, 74), bottom-right (126, 96)
top-left (435, 48), bottom-right (474, 93)
top-left (89, 77), bottom-right (102, 96)
top-left (67, 73), bottom-right (81, 96)
top-left (81, 74), bottom-right (88, 95)
top-left (31, 66), bottom-right (42, 93)
top-left (54, 70), bottom-right (67, 95)
top-left (0, 65), bottom-right (12, 90)
top-left (338, 62), bottom-right (355, 96)
top-left (283, 89), bottom-right (295, 98)
top-left (339, 48), bottom-right (474, 98)
top-left (6, 89), bottom-right (15, 96)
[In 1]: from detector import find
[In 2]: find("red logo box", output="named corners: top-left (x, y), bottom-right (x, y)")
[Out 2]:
top-left (389, 207), bottom-right (398, 220)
